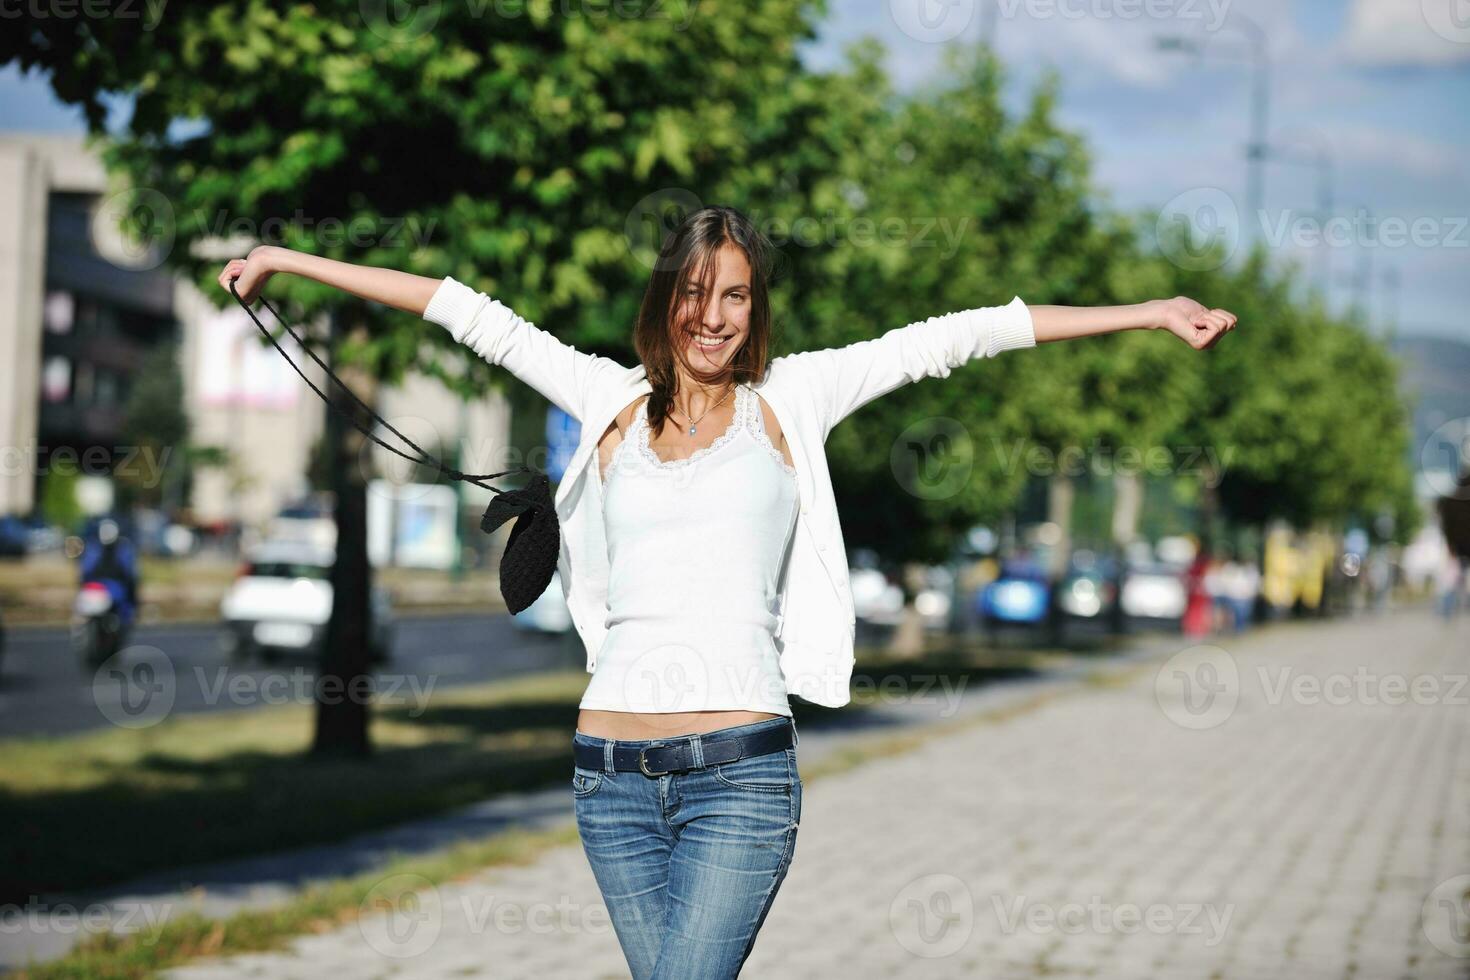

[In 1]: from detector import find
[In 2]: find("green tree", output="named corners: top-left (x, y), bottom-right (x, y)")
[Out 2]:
top-left (7, 0), bottom-right (830, 753)
top-left (40, 465), bottom-right (83, 534)
top-left (119, 341), bottom-right (190, 511)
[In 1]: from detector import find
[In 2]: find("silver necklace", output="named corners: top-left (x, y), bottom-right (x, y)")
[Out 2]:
top-left (671, 384), bottom-right (737, 436)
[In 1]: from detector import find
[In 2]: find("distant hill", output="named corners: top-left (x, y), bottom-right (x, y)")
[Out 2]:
top-left (1391, 334), bottom-right (1470, 471)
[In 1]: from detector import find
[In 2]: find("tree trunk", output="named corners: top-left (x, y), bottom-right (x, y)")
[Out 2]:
top-left (1198, 457), bottom-right (1222, 547)
top-left (886, 562), bottom-right (927, 659)
top-left (312, 307), bottom-right (376, 759)
top-left (1046, 473), bottom-right (1075, 579)
top-left (1111, 470), bottom-right (1143, 548)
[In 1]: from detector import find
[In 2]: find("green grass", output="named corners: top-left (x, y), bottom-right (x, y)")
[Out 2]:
top-left (2, 635), bottom-right (1054, 904)
top-left (1, 634), bottom-right (1080, 977)
top-left (9, 821), bottom-right (587, 980)
top-left (0, 553), bottom-right (509, 626)
top-left (8, 637), bottom-right (1080, 980)
top-left (0, 669), bottom-right (593, 904)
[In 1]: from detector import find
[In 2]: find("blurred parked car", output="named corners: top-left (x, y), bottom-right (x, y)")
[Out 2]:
top-left (850, 566), bottom-right (904, 626)
top-left (25, 519), bottom-right (65, 554)
top-left (268, 497), bottom-right (337, 550)
top-left (219, 541), bottom-right (394, 664)
top-left (1118, 562), bottom-right (1188, 629)
top-left (0, 517), bottom-right (27, 558)
top-left (1053, 550), bottom-right (1123, 640)
top-left (133, 509), bottom-right (198, 557)
top-left (979, 557), bottom-right (1052, 628)
top-left (510, 569), bottom-right (574, 633)
top-left (0, 514), bottom-right (64, 556)
top-left (1054, 551), bottom-right (1119, 619)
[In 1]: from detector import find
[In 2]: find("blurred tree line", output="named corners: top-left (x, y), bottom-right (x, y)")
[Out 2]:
top-left (5, 0), bottom-right (1416, 751)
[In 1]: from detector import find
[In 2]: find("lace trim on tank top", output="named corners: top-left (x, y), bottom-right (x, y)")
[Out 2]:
top-left (601, 385), bottom-right (797, 487)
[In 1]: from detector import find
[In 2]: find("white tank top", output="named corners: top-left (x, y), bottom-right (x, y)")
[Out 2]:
top-left (579, 383), bottom-right (800, 716)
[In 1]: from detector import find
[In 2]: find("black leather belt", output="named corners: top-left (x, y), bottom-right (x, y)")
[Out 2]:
top-left (574, 720), bottom-right (795, 777)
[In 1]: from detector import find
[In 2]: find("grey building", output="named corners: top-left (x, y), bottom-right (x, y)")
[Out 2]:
top-left (0, 133), bottom-right (510, 539)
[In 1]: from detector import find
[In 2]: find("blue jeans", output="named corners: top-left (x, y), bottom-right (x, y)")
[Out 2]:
top-left (572, 716), bottom-right (803, 979)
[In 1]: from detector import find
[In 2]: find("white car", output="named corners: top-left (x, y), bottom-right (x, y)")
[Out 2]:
top-left (1118, 563), bottom-right (1188, 625)
top-left (219, 541), bottom-right (395, 664)
top-left (510, 570), bottom-right (574, 633)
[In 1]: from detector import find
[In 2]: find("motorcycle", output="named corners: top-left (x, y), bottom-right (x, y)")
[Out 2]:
top-left (72, 579), bottom-right (132, 667)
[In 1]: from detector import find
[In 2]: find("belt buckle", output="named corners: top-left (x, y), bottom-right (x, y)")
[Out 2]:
top-left (638, 742), bottom-right (671, 777)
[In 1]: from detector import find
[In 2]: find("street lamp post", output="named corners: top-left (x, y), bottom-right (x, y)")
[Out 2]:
top-left (1156, 13), bottom-right (1271, 245)
top-left (1261, 131), bottom-right (1336, 297)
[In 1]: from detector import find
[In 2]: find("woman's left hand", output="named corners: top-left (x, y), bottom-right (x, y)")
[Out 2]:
top-left (1153, 297), bottom-right (1238, 350)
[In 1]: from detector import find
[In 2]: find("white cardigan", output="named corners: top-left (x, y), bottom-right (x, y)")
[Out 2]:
top-left (423, 277), bottom-right (1037, 708)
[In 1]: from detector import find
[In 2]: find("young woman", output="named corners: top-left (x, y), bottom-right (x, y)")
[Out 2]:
top-left (219, 205), bottom-right (1236, 978)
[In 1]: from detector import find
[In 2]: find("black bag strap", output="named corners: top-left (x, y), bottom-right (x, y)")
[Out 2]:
top-left (227, 280), bottom-right (531, 495)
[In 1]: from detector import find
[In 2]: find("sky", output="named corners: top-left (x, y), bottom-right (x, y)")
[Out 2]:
top-left (801, 0), bottom-right (1470, 342)
top-left (2, 0), bottom-right (1466, 341)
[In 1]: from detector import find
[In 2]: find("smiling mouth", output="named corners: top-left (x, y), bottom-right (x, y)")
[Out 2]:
top-left (688, 332), bottom-right (732, 351)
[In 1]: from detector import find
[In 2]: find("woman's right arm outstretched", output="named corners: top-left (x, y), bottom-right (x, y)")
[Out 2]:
top-left (217, 245), bottom-right (441, 315)
top-left (218, 245), bottom-right (628, 424)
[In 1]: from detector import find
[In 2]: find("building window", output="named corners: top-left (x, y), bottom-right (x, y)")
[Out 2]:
top-left (42, 356), bottom-right (72, 403)
top-left (44, 291), bottom-right (75, 334)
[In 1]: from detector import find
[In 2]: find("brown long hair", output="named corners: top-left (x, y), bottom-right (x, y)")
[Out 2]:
top-left (634, 205), bottom-right (775, 438)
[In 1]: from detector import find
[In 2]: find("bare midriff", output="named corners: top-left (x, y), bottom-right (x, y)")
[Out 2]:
top-left (576, 708), bottom-right (783, 740)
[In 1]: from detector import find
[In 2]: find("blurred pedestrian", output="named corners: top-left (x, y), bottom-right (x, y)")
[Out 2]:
top-left (1366, 549), bottom-right (1392, 613)
top-left (1436, 543), bottom-right (1465, 622)
top-left (1182, 545), bottom-right (1214, 637)
top-left (1205, 548), bottom-right (1256, 634)
top-left (1222, 554), bottom-right (1261, 633)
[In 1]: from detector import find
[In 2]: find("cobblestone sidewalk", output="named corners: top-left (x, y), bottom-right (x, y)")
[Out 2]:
top-left (163, 610), bottom-right (1470, 979)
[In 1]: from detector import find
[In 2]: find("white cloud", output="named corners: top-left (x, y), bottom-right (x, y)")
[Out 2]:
top-left (1329, 124), bottom-right (1466, 181)
top-left (1340, 0), bottom-right (1470, 67)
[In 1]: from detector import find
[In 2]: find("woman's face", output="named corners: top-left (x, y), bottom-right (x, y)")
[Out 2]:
top-left (674, 243), bottom-right (751, 373)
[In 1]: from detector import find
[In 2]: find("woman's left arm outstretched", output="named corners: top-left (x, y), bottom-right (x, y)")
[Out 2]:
top-left (788, 294), bottom-right (1237, 439)
top-left (1030, 297), bottom-right (1236, 349)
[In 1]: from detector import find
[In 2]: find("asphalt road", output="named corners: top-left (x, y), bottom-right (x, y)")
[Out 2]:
top-left (0, 612), bottom-right (581, 739)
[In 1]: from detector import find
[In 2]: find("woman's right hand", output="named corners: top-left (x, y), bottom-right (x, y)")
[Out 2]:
top-left (217, 246), bottom-right (281, 304)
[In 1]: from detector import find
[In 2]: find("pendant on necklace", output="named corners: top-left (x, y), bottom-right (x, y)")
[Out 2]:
top-left (689, 425), bottom-right (697, 435)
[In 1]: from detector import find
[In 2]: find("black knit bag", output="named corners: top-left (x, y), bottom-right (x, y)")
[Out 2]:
top-left (228, 281), bottom-right (559, 614)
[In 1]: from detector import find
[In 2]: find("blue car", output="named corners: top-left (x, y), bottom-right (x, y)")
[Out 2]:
top-left (0, 516), bottom-right (29, 557)
top-left (979, 559), bottom-right (1052, 626)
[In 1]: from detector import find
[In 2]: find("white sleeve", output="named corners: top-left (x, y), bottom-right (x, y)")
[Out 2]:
top-left (423, 276), bottom-right (624, 424)
top-left (784, 297), bottom-right (1035, 438)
